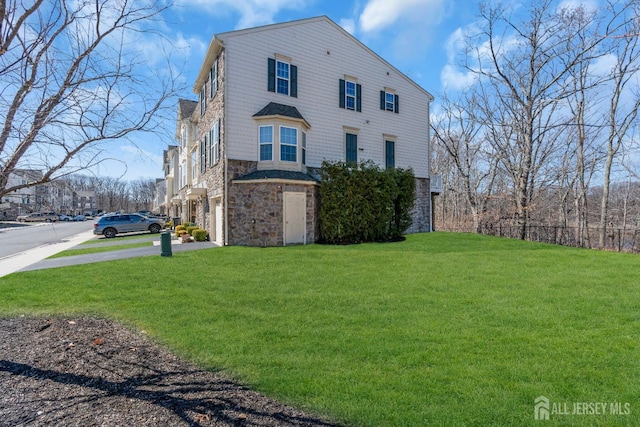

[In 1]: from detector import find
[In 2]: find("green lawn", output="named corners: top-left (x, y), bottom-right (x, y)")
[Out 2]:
top-left (48, 241), bottom-right (154, 258)
top-left (1, 232), bottom-right (638, 426)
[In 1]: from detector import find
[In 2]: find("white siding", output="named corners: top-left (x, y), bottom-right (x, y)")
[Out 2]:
top-left (220, 18), bottom-right (432, 178)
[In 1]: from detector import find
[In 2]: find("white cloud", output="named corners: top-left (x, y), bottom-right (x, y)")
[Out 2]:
top-left (356, 0), bottom-right (447, 62)
top-left (177, 0), bottom-right (311, 29)
top-left (339, 18), bottom-right (356, 35)
top-left (359, 0), bottom-right (445, 33)
top-left (557, 0), bottom-right (598, 15)
top-left (440, 64), bottom-right (476, 91)
top-left (590, 52), bottom-right (618, 76)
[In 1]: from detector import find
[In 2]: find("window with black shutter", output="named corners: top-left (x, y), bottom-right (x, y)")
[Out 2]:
top-left (380, 90), bottom-right (399, 113)
top-left (339, 79), bottom-right (361, 112)
top-left (268, 57), bottom-right (297, 98)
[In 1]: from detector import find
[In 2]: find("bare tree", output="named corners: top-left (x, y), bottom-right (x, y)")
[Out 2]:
top-left (432, 93), bottom-right (498, 232)
top-left (596, 0), bottom-right (640, 248)
top-left (128, 178), bottom-right (155, 211)
top-left (558, 4), bottom-right (610, 247)
top-left (463, 0), bottom-right (604, 239)
top-left (0, 0), bottom-right (180, 198)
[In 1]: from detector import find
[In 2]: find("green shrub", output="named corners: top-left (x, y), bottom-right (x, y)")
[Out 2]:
top-left (192, 229), bottom-right (207, 241)
top-left (175, 225), bottom-right (187, 237)
top-left (319, 160), bottom-right (415, 244)
top-left (186, 225), bottom-right (199, 235)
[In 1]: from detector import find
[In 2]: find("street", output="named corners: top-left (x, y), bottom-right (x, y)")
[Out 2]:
top-left (0, 221), bottom-right (94, 260)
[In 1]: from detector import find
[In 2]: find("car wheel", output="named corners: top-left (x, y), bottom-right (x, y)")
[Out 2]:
top-left (149, 223), bottom-right (161, 234)
top-left (103, 228), bottom-right (117, 238)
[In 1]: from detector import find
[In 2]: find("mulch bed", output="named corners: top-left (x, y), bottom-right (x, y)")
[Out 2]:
top-left (0, 317), bottom-right (340, 426)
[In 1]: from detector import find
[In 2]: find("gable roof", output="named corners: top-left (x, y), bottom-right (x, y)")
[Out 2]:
top-left (194, 16), bottom-right (433, 101)
top-left (178, 99), bottom-right (198, 119)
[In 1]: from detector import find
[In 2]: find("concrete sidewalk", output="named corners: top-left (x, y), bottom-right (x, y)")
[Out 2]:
top-left (0, 232), bottom-right (218, 278)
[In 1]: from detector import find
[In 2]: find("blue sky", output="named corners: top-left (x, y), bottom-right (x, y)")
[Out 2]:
top-left (110, 0), bottom-right (474, 181)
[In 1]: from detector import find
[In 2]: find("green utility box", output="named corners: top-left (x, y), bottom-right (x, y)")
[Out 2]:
top-left (160, 231), bottom-right (172, 257)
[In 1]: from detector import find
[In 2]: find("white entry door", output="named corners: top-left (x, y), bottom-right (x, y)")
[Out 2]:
top-left (211, 198), bottom-right (223, 245)
top-left (283, 192), bottom-right (306, 245)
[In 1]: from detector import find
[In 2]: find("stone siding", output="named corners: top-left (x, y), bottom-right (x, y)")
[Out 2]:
top-left (407, 177), bottom-right (431, 234)
top-left (228, 177), bottom-right (318, 247)
top-left (193, 50), bottom-right (226, 241)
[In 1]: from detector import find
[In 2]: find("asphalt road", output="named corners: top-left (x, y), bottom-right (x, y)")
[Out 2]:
top-left (0, 220), bottom-right (94, 259)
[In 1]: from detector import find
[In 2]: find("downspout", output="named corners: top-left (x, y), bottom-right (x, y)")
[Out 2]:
top-left (223, 48), bottom-right (229, 246)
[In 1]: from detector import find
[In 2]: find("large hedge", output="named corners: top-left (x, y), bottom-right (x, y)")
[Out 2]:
top-left (319, 160), bottom-right (416, 244)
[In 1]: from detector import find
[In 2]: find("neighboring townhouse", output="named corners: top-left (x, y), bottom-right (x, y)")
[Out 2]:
top-left (162, 144), bottom-right (180, 219)
top-left (153, 178), bottom-right (167, 215)
top-left (2, 169), bottom-right (44, 218)
top-left (1, 171), bottom-right (101, 219)
top-left (167, 15), bottom-right (440, 246)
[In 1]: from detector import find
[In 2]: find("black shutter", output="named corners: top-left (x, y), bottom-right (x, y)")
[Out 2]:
top-left (394, 94), bottom-right (399, 114)
top-left (268, 58), bottom-right (275, 92)
top-left (339, 79), bottom-right (345, 109)
top-left (290, 65), bottom-right (297, 97)
top-left (356, 84), bottom-right (362, 112)
top-left (380, 90), bottom-right (385, 110)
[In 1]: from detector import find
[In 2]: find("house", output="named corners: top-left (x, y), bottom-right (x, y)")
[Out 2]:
top-left (165, 16), bottom-right (440, 246)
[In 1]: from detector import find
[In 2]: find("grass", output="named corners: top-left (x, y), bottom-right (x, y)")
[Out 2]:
top-left (48, 241), bottom-right (154, 258)
top-left (81, 232), bottom-right (165, 245)
top-left (1, 232), bottom-right (639, 426)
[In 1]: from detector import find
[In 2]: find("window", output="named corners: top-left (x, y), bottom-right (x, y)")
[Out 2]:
top-left (280, 126), bottom-right (297, 162)
top-left (200, 136), bottom-right (206, 173)
top-left (181, 125), bottom-right (187, 149)
top-left (380, 90), bottom-right (399, 113)
top-left (385, 140), bottom-right (395, 169)
top-left (209, 58), bottom-right (218, 97)
top-left (268, 58), bottom-right (298, 97)
top-left (385, 92), bottom-right (395, 111)
top-left (302, 131), bottom-right (307, 165)
top-left (339, 79), bottom-right (362, 112)
top-left (346, 133), bottom-right (358, 164)
top-left (345, 81), bottom-right (356, 110)
top-left (192, 151), bottom-right (197, 180)
top-left (210, 120), bottom-right (220, 165)
top-left (277, 61), bottom-right (289, 95)
top-left (180, 163), bottom-right (186, 188)
top-left (259, 125), bottom-right (273, 161)
top-left (200, 88), bottom-right (206, 116)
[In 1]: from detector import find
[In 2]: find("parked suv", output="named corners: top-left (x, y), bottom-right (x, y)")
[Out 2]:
top-left (16, 212), bottom-right (58, 222)
top-left (93, 213), bottom-right (165, 238)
